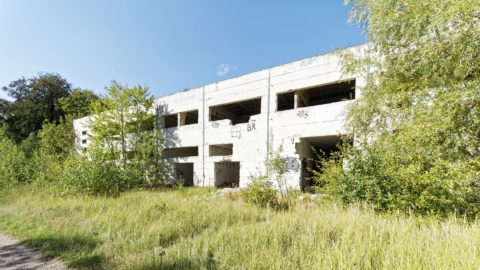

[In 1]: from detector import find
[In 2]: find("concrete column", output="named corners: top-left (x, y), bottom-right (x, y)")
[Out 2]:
top-left (294, 91), bottom-right (298, 109)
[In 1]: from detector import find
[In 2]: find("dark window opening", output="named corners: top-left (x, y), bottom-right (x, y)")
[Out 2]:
top-left (82, 139), bottom-right (87, 144)
top-left (296, 136), bottom-right (352, 192)
top-left (163, 146), bottom-right (198, 158)
top-left (209, 144), bottom-right (233, 156)
top-left (130, 116), bottom-right (156, 132)
top-left (210, 98), bottom-right (261, 125)
top-left (214, 161), bottom-right (240, 188)
top-left (180, 110), bottom-right (198, 126)
top-left (175, 163), bottom-right (194, 187)
top-left (277, 92), bottom-right (295, 111)
top-left (297, 80), bottom-right (355, 108)
top-left (82, 130), bottom-right (87, 136)
top-left (163, 114), bottom-right (178, 128)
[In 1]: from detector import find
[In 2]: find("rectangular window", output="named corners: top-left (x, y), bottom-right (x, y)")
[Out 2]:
top-left (82, 130), bottom-right (87, 136)
top-left (180, 110), bottom-right (198, 126)
top-left (277, 91), bottom-right (295, 111)
top-left (163, 146), bottom-right (199, 158)
top-left (209, 144), bottom-right (233, 156)
top-left (163, 114), bottom-right (178, 128)
top-left (82, 139), bottom-right (87, 144)
top-left (297, 80), bottom-right (355, 108)
top-left (210, 97), bottom-right (261, 125)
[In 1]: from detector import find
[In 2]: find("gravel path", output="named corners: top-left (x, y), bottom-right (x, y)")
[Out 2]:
top-left (0, 233), bottom-right (68, 270)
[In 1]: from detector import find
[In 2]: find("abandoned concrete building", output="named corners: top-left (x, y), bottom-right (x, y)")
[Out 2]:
top-left (73, 44), bottom-right (366, 189)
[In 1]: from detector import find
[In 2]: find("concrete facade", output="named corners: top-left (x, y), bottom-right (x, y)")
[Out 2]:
top-left (74, 44), bottom-right (367, 189)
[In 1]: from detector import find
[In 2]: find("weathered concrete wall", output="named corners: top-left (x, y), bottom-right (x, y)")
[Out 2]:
top-left (73, 44), bottom-right (367, 189)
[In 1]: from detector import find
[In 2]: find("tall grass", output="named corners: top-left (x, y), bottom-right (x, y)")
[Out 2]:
top-left (0, 186), bottom-right (479, 269)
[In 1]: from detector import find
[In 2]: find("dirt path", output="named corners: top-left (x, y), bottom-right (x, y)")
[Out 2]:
top-left (0, 233), bottom-right (68, 270)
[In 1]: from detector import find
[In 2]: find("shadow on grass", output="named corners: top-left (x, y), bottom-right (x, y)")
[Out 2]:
top-left (133, 258), bottom-right (215, 270)
top-left (134, 249), bottom-right (218, 270)
top-left (20, 234), bottom-right (104, 269)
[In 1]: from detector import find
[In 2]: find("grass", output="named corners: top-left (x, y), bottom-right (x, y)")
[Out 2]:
top-left (1, 185), bottom-right (480, 269)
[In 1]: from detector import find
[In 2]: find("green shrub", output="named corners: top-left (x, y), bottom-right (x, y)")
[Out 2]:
top-left (61, 150), bottom-right (126, 196)
top-left (0, 135), bottom-right (29, 189)
top-left (314, 140), bottom-right (480, 218)
top-left (331, 0), bottom-right (480, 218)
top-left (38, 117), bottom-right (75, 161)
top-left (27, 152), bottom-right (64, 187)
top-left (242, 144), bottom-right (295, 208)
top-left (242, 175), bottom-right (277, 208)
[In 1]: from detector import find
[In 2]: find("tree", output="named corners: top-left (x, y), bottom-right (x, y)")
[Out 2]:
top-left (38, 116), bottom-right (76, 160)
top-left (0, 73), bottom-right (72, 141)
top-left (319, 0), bottom-right (480, 217)
top-left (87, 81), bottom-right (167, 190)
top-left (59, 88), bottom-right (99, 118)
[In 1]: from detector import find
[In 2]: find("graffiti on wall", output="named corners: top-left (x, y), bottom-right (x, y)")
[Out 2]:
top-left (296, 110), bottom-right (309, 119)
top-left (284, 157), bottom-right (300, 171)
top-left (300, 58), bottom-right (314, 68)
top-left (247, 120), bottom-right (256, 132)
top-left (231, 126), bottom-right (241, 139)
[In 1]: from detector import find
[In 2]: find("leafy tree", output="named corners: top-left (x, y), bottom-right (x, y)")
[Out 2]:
top-left (38, 116), bottom-right (76, 160)
top-left (59, 88), bottom-right (99, 118)
top-left (86, 81), bottom-right (167, 192)
top-left (318, 0), bottom-right (480, 217)
top-left (0, 73), bottom-right (72, 141)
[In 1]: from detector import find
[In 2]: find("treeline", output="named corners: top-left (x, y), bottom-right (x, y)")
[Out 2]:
top-left (0, 74), bottom-right (169, 195)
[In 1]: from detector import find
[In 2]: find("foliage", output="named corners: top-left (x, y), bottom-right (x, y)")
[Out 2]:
top-left (323, 0), bottom-right (480, 217)
top-left (61, 149), bottom-right (126, 196)
top-left (38, 116), bottom-right (76, 160)
top-left (0, 127), bottom-right (30, 188)
top-left (0, 73), bottom-right (72, 141)
top-left (310, 146), bottom-right (344, 196)
top-left (18, 132), bottom-right (40, 159)
top-left (84, 81), bottom-right (167, 194)
top-left (27, 151), bottom-right (64, 187)
top-left (0, 78), bottom-right (166, 196)
top-left (242, 174), bottom-right (278, 208)
top-left (59, 88), bottom-right (99, 118)
top-left (243, 145), bottom-right (293, 208)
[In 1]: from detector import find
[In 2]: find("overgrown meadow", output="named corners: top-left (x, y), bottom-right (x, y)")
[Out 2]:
top-left (1, 186), bottom-right (480, 270)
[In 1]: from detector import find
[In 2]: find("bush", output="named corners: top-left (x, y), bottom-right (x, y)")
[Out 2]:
top-left (27, 152), bottom-right (64, 187)
top-left (242, 175), bottom-right (277, 208)
top-left (0, 135), bottom-right (29, 189)
top-left (242, 145), bottom-right (298, 208)
top-left (332, 0), bottom-right (480, 218)
top-left (38, 117), bottom-right (75, 161)
top-left (314, 140), bottom-right (480, 218)
top-left (61, 150), bottom-right (126, 196)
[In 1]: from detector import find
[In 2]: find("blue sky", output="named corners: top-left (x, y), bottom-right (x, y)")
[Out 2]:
top-left (0, 1), bottom-right (365, 100)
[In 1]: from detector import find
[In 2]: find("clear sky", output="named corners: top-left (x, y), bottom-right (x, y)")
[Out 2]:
top-left (0, 0), bottom-right (365, 100)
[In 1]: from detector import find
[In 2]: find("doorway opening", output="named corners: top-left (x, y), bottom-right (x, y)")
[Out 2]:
top-left (214, 161), bottom-right (240, 188)
top-left (296, 135), bottom-right (347, 191)
top-left (174, 163), bottom-right (194, 187)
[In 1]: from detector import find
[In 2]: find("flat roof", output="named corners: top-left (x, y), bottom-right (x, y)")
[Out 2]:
top-left (155, 43), bottom-right (367, 100)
